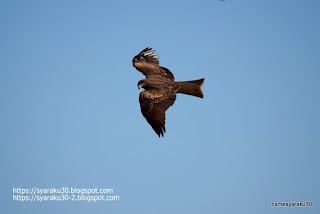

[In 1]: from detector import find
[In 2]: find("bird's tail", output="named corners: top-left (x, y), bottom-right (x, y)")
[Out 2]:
top-left (176, 78), bottom-right (205, 98)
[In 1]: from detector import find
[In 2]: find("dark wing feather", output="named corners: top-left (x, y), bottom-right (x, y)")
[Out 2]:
top-left (133, 47), bottom-right (159, 65)
top-left (133, 47), bottom-right (175, 80)
top-left (159, 66), bottom-right (175, 79)
top-left (139, 91), bottom-right (176, 137)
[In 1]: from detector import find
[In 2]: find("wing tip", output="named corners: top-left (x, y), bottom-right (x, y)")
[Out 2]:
top-left (156, 126), bottom-right (166, 138)
top-left (140, 47), bottom-right (158, 58)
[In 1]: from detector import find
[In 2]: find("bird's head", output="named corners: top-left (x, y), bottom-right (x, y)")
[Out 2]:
top-left (137, 79), bottom-right (148, 90)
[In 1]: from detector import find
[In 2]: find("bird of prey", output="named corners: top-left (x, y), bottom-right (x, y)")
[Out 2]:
top-left (133, 47), bottom-right (205, 137)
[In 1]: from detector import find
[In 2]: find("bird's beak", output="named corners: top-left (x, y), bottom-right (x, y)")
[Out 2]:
top-left (138, 85), bottom-right (141, 90)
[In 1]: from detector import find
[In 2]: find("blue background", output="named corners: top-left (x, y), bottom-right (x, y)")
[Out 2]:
top-left (1, 0), bottom-right (319, 213)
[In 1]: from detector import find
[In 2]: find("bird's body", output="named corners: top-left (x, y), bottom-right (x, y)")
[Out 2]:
top-left (133, 48), bottom-right (204, 137)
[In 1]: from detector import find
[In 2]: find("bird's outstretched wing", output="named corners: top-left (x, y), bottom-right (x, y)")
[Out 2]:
top-left (139, 90), bottom-right (176, 137)
top-left (133, 47), bottom-right (174, 79)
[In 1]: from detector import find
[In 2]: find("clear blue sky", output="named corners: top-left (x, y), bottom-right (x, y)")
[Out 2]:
top-left (1, 0), bottom-right (319, 213)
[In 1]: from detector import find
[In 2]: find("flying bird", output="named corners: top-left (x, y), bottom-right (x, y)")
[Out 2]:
top-left (133, 48), bottom-right (205, 137)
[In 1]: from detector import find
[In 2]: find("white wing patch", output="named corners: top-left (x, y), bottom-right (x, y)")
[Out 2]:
top-left (143, 49), bottom-right (159, 59)
top-left (142, 90), bottom-right (163, 99)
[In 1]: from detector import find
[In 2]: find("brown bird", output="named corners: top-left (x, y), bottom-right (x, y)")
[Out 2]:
top-left (133, 47), bottom-right (205, 137)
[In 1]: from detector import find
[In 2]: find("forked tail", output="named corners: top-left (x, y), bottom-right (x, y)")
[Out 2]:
top-left (176, 78), bottom-right (205, 98)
